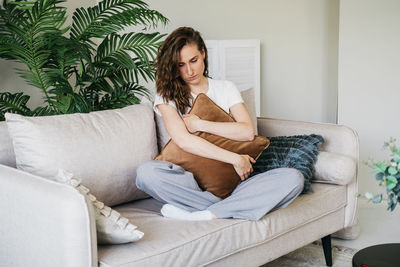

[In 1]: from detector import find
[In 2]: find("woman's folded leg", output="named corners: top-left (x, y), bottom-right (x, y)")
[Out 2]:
top-left (207, 168), bottom-right (304, 221)
top-left (136, 160), bottom-right (221, 212)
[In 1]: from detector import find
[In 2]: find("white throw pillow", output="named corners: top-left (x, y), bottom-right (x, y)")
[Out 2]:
top-left (56, 169), bottom-right (143, 245)
top-left (312, 151), bottom-right (357, 185)
top-left (5, 104), bottom-right (158, 206)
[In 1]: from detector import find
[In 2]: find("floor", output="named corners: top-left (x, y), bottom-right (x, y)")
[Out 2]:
top-left (332, 201), bottom-right (400, 250)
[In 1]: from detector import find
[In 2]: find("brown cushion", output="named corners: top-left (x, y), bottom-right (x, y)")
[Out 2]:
top-left (155, 93), bottom-right (270, 199)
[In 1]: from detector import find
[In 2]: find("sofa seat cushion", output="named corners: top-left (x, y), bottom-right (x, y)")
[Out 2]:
top-left (98, 183), bottom-right (346, 267)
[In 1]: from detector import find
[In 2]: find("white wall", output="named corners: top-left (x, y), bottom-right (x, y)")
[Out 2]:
top-left (0, 0), bottom-right (339, 123)
top-left (338, 0), bottom-right (400, 195)
top-left (145, 0), bottom-right (339, 123)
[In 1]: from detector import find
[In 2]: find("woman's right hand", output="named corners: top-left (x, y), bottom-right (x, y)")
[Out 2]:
top-left (233, 154), bottom-right (256, 181)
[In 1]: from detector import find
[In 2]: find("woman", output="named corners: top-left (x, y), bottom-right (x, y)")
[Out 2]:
top-left (136, 27), bottom-right (303, 221)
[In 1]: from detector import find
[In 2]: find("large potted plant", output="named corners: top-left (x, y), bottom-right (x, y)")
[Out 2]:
top-left (0, 0), bottom-right (168, 120)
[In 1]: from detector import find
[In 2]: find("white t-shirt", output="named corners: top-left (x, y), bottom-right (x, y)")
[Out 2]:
top-left (153, 78), bottom-right (244, 116)
top-left (153, 78), bottom-right (244, 149)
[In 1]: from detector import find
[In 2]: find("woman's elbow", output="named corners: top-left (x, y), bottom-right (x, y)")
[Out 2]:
top-left (174, 135), bottom-right (192, 151)
top-left (238, 130), bottom-right (254, 142)
top-left (178, 141), bottom-right (191, 151)
top-left (245, 127), bottom-right (255, 141)
top-left (246, 131), bottom-right (255, 141)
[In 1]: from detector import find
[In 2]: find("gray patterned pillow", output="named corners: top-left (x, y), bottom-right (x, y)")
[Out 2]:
top-left (251, 134), bottom-right (324, 193)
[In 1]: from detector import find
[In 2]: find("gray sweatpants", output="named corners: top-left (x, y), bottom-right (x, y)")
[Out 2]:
top-left (136, 160), bottom-right (304, 221)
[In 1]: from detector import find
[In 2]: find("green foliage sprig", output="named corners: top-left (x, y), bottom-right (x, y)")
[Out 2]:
top-left (360, 137), bottom-right (400, 211)
top-left (0, 0), bottom-right (168, 120)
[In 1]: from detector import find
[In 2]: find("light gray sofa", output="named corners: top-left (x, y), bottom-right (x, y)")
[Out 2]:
top-left (0, 110), bottom-right (359, 267)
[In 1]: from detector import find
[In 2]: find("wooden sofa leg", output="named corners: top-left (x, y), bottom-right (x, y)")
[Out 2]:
top-left (321, 235), bottom-right (332, 266)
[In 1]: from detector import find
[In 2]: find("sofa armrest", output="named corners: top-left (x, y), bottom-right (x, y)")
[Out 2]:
top-left (0, 165), bottom-right (97, 267)
top-left (257, 117), bottom-right (359, 228)
top-left (257, 117), bottom-right (359, 159)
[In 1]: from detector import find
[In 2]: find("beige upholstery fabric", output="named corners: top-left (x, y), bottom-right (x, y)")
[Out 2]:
top-left (313, 151), bottom-right (357, 185)
top-left (0, 113), bottom-right (359, 266)
top-left (0, 165), bottom-right (97, 267)
top-left (257, 117), bottom-right (359, 158)
top-left (98, 183), bottom-right (346, 267)
top-left (154, 113), bottom-right (169, 152)
top-left (333, 217), bottom-right (361, 240)
top-left (5, 104), bottom-right (158, 206)
top-left (208, 208), bottom-right (345, 267)
top-left (257, 117), bottom-right (359, 229)
top-left (240, 88), bottom-right (258, 135)
top-left (0, 122), bottom-right (16, 167)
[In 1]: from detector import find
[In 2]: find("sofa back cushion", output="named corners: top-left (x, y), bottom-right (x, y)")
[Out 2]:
top-left (240, 87), bottom-right (258, 135)
top-left (0, 122), bottom-right (16, 167)
top-left (5, 104), bottom-right (158, 206)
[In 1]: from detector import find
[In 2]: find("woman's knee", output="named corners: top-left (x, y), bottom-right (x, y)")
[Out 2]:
top-left (136, 160), bottom-right (160, 189)
top-left (283, 168), bottom-right (304, 192)
top-left (136, 160), bottom-right (184, 189)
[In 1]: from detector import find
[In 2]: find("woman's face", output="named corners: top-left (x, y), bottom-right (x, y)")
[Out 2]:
top-left (178, 43), bottom-right (205, 87)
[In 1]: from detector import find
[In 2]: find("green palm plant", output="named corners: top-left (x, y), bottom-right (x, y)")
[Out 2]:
top-left (0, 0), bottom-right (168, 120)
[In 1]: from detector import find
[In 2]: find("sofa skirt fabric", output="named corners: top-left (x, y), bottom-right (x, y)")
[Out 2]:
top-left (98, 183), bottom-right (346, 267)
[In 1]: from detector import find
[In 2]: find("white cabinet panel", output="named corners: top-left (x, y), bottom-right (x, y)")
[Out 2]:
top-left (205, 40), bottom-right (260, 116)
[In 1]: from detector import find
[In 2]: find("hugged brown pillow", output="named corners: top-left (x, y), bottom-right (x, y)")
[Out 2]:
top-left (155, 93), bottom-right (269, 199)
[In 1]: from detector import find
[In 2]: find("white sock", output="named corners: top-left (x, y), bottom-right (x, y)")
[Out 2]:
top-left (161, 204), bottom-right (213, 221)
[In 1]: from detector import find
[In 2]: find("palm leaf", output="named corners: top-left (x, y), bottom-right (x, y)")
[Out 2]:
top-left (1, 0), bottom-right (167, 118)
top-left (102, 8), bottom-right (168, 30)
top-left (79, 86), bottom-right (101, 110)
top-left (70, 0), bottom-right (168, 42)
top-left (0, 92), bottom-right (32, 120)
top-left (17, 68), bottom-right (53, 92)
top-left (85, 76), bottom-right (115, 94)
top-left (68, 93), bottom-right (91, 113)
top-left (96, 32), bottom-right (164, 64)
top-left (126, 83), bottom-right (152, 99)
top-left (31, 105), bottom-right (55, 117)
top-left (134, 60), bottom-right (155, 82)
top-left (97, 82), bottom-right (145, 110)
top-left (44, 34), bottom-right (92, 79)
top-left (94, 32), bottom-right (163, 83)
top-left (0, 0), bottom-right (69, 107)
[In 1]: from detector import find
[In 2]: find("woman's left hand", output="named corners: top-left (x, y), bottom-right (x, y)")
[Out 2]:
top-left (182, 114), bottom-right (202, 133)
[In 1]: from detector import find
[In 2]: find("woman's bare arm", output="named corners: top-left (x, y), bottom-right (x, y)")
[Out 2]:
top-left (158, 104), bottom-right (255, 180)
top-left (182, 103), bottom-right (255, 141)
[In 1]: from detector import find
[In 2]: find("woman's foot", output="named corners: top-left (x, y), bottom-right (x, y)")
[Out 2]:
top-left (161, 204), bottom-right (216, 221)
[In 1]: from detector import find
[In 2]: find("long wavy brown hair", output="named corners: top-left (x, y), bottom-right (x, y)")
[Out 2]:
top-left (155, 27), bottom-right (209, 115)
